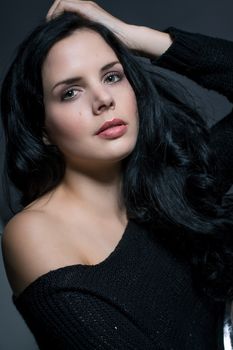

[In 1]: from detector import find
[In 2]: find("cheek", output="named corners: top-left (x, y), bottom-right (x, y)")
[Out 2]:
top-left (44, 104), bottom-right (85, 142)
top-left (130, 93), bottom-right (138, 115)
top-left (122, 81), bottom-right (138, 111)
top-left (123, 87), bottom-right (138, 121)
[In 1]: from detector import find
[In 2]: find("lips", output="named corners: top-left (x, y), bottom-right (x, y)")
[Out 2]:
top-left (95, 118), bottom-right (127, 135)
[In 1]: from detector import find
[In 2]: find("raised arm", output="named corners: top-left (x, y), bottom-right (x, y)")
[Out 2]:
top-left (46, 1), bottom-right (233, 102)
top-left (46, 0), bottom-right (173, 58)
top-left (47, 1), bottom-right (233, 195)
top-left (152, 26), bottom-right (233, 103)
top-left (151, 26), bottom-right (233, 195)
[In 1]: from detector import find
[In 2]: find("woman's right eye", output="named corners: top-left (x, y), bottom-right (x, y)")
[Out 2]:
top-left (61, 88), bottom-right (78, 101)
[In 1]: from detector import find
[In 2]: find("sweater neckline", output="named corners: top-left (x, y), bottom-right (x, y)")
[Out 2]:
top-left (12, 219), bottom-right (134, 303)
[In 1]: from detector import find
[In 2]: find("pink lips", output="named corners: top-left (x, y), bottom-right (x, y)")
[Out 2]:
top-left (97, 125), bottom-right (128, 139)
top-left (95, 118), bottom-right (127, 135)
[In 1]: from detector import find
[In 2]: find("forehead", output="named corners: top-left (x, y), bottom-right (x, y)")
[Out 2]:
top-left (42, 29), bottom-right (118, 78)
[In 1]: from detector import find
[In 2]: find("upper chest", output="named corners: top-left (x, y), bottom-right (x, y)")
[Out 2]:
top-left (42, 213), bottom-right (129, 266)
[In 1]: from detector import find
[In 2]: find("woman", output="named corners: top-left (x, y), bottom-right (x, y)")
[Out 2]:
top-left (1, 1), bottom-right (233, 349)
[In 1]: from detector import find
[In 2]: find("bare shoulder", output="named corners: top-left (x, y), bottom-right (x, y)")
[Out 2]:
top-left (2, 207), bottom-right (88, 296)
top-left (1, 209), bottom-right (55, 297)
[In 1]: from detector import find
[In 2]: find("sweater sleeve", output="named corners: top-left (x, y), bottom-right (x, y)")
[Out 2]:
top-left (152, 27), bottom-right (233, 102)
top-left (12, 288), bottom-right (154, 350)
top-left (152, 27), bottom-right (233, 194)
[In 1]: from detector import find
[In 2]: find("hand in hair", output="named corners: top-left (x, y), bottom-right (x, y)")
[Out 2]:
top-left (46, 0), bottom-right (173, 58)
top-left (46, 0), bottom-right (134, 46)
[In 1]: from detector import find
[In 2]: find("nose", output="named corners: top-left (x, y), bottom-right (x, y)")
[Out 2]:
top-left (92, 85), bottom-right (115, 115)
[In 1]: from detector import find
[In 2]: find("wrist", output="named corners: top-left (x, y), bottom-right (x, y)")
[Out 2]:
top-left (126, 25), bottom-right (173, 58)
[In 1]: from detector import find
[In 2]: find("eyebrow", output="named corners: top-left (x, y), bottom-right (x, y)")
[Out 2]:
top-left (51, 60), bottom-right (121, 92)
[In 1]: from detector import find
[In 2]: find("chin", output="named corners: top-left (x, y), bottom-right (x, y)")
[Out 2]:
top-left (108, 146), bottom-right (136, 163)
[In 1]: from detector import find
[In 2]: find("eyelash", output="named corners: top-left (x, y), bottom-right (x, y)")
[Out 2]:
top-left (61, 71), bottom-right (124, 101)
top-left (104, 71), bottom-right (123, 84)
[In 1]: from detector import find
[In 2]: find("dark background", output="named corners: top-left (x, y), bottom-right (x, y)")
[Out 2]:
top-left (0, 0), bottom-right (233, 349)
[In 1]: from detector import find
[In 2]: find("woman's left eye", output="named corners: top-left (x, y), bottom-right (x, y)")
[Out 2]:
top-left (104, 72), bottom-right (123, 84)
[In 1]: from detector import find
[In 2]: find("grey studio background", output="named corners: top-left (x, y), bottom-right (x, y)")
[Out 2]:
top-left (0, 0), bottom-right (233, 349)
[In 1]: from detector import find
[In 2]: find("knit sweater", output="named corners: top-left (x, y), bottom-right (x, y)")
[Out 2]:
top-left (12, 27), bottom-right (233, 350)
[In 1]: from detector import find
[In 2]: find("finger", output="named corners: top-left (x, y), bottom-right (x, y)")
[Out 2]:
top-left (46, 0), bottom-right (61, 21)
top-left (48, 0), bottom-right (91, 21)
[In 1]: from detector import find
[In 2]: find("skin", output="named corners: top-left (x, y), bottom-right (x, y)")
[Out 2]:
top-left (1, 31), bottom-right (140, 296)
top-left (1, 1), bottom-right (173, 297)
top-left (41, 29), bottom-right (139, 220)
top-left (43, 29), bottom-right (139, 166)
top-left (46, 0), bottom-right (173, 59)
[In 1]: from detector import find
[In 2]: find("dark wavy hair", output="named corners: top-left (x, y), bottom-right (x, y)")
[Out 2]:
top-left (1, 12), bottom-right (233, 302)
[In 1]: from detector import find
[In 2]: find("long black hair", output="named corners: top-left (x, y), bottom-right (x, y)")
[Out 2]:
top-left (1, 12), bottom-right (233, 302)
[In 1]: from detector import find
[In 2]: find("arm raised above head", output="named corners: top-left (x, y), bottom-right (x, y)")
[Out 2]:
top-left (149, 26), bottom-right (233, 195)
top-left (46, 1), bottom-right (233, 100)
top-left (153, 26), bottom-right (233, 103)
top-left (46, 0), bottom-right (173, 58)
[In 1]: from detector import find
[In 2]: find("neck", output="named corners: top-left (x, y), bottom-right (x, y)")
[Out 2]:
top-left (58, 160), bottom-right (126, 219)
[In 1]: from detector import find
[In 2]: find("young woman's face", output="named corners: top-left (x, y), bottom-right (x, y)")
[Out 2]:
top-left (42, 29), bottom-right (139, 169)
